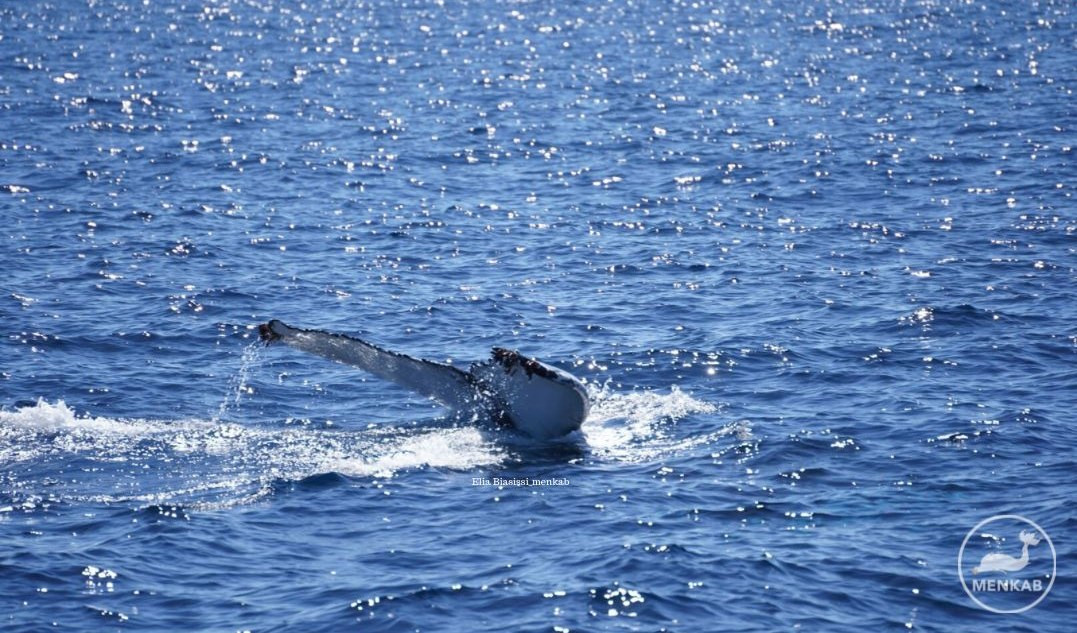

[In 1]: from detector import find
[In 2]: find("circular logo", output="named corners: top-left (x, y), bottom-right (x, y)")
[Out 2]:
top-left (958, 514), bottom-right (1055, 614)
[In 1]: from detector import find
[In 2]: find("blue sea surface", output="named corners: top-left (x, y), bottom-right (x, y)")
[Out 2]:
top-left (1, 0), bottom-right (1074, 630)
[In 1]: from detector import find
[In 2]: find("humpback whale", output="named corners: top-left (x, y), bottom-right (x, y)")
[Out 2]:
top-left (257, 320), bottom-right (590, 439)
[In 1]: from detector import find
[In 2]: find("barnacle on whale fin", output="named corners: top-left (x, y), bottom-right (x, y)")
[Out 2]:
top-left (490, 347), bottom-right (558, 379)
top-left (258, 322), bottom-right (281, 343)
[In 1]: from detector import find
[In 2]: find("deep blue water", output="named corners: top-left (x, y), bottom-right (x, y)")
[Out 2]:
top-left (1, 0), bottom-right (1074, 630)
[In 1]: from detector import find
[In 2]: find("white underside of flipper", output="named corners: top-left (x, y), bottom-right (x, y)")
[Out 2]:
top-left (260, 320), bottom-right (590, 439)
top-left (469, 359), bottom-right (589, 440)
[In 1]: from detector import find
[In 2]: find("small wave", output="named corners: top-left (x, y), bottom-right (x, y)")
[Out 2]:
top-left (896, 303), bottom-right (1005, 331)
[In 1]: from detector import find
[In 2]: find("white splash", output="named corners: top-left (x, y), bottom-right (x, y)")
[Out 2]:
top-left (324, 427), bottom-right (502, 478)
top-left (581, 385), bottom-right (725, 462)
top-left (0, 400), bottom-right (504, 510)
top-left (213, 340), bottom-right (262, 422)
top-left (0, 383), bottom-right (726, 510)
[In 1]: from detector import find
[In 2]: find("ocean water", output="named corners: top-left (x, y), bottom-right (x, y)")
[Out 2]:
top-left (1, 0), bottom-right (1074, 630)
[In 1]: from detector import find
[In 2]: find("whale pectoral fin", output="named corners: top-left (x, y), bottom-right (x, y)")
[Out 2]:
top-left (259, 320), bottom-right (480, 410)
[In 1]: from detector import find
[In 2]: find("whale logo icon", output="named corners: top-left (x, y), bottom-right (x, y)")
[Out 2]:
top-left (958, 514), bottom-right (1056, 614)
top-left (971, 530), bottom-right (1040, 575)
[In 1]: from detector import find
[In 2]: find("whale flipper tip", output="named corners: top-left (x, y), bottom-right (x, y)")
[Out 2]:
top-left (259, 320), bottom-right (283, 344)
